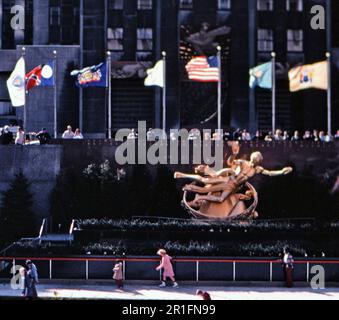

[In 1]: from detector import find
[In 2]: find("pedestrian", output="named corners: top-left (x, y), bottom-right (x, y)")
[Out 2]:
top-left (303, 130), bottom-right (313, 141)
top-left (282, 248), bottom-right (294, 288)
top-left (62, 125), bottom-right (75, 139)
top-left (291, 130), bottom-right (300, 141)
top-left (264, 132), bottom-right (273, 142)
top-left (26, 260), bottom-right (38, 298)
top-left (0, 126), bottom-right (14, 145)
top-left (282, 131), bottom-right (290, 141)
top-left (156, 249), bottom-right (179, 288)
top-left (19, 267), bottom-right (29, 297)
top-left (252, 130), bottom-right (263, 141)
top-left (15, 127), bottom-right (25, 145)
top-left (36, 128), bottom-right (51, 145)
top-left (196, 289), bottom-right (212, 301)
top-left (113, 259), bottom-right (124, 289)
top-left (73, 128), bottom-right (84, 140)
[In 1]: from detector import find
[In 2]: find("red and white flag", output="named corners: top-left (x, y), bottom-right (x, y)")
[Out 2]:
top-left (185, 56), bottom-right (220, 82)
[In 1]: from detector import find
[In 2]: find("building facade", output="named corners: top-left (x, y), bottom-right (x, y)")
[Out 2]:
top-left (0, 0), bottom-right (336, 137)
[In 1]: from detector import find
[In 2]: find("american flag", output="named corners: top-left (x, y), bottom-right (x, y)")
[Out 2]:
top-left (185, 56), bottom-right (220, 82)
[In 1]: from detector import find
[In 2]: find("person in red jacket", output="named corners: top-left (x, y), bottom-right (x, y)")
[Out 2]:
top-left (156, 249), bottom-right (179, 288)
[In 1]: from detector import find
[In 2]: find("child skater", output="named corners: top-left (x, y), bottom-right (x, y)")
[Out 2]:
top-left (156, 249), bottom-right (179, 288)
top-left (113, 260), bottom-right (124, 289)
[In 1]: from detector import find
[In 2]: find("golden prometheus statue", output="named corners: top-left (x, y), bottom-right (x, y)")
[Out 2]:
top-left (174, 143), bottom-right (293, 220)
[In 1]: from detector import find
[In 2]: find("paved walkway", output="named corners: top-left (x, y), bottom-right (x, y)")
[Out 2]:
top-left (0, 283), bottom-right (339, 300)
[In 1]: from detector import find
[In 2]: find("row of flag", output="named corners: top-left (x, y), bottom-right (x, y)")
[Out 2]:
top-left (6, 53), bottom-right (329, 107)
top-left (250, 60), bottom-right (328, 92)
top-left (68, 55), bottom-right (220, 89)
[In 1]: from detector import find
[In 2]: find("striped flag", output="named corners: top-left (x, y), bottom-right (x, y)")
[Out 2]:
top-left (185, 56), bottom-right (220, 82)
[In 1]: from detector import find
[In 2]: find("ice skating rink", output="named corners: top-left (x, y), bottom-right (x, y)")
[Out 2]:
top-left (1, 283), bottom-right (339, 300)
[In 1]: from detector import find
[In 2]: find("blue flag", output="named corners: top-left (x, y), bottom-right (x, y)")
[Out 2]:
top-left (249, 62), bottom-right (272, 89)
top-left (71, 62), bottom-right (108, 88)
top-left (26, 62), bottom-right (55, 91)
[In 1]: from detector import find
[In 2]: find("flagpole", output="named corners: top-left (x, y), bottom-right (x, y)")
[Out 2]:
top-left (326, 52), bottom-right (332, 137)
top-left (217, 46), bottom-right (222, 134)
top-left (22, 47), bottom-right (26, 131)
top-left (162, 51), bottom-right (167, 134)
top-left (107, 51), bottom-right (112, 139)
top-left (53, 50), bottom-right (58, 139)
top-left (271, 51), bottom-right (276, 135)
top-left (79, 0), bottom-right (84, 134)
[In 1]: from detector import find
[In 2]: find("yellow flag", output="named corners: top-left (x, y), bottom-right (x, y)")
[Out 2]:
top-left (289, 61), bottom-right (328, 92)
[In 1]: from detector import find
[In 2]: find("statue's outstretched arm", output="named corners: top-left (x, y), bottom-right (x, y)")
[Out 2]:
top-left (175, 172), bottom-right (229, 186)
top-left (260, 167), bottom-right (293, 177)
top-left (174, 172), bottom-right (205, 183)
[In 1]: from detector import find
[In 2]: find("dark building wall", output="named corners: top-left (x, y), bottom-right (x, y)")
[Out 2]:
top-left (293, 0), bottom-right (328, 132)
top-left (107, 0), bottom-right (157, 132)
top-left (229, 0), bottom-right (249, 130)
top-left (0, 0), bottom-right (337, 135)
top-left (33, 0), bottom-right (49, 45)
top-left (254, 0), bottom-right (331, 132)
top-left (163, 0), bottom-right (180, 130)
top-left (82, 0), bottom-right (106, 137)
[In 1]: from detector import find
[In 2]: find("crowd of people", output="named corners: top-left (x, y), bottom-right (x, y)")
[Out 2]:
top-left (19, 247), bottom-right (295, 300)
top-left (61, 125), bottom-right (84, 140)
top-left (0, 125), bottom-right (85, 145)
top-left (129, 127), bottom-right (339, 143)
top-left (233, 129), bottom-right (339, 143)
top-left (1, 123), bottom-right (338, 145)
top-left (0, 125), bottom-right (52, 146)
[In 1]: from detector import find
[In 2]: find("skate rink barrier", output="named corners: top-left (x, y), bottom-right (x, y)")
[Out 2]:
top-left (1, 257), bottom-right (339, 283)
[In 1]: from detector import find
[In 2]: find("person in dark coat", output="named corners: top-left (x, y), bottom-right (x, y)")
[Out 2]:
top-left (0, 126), bottom-right (14, 145)
top-left (26, 260), bottom-right (38, 298)
top-left (36, 128), bottom-right (51, 145)
top-left (282, 248), bottom-right (294, 288)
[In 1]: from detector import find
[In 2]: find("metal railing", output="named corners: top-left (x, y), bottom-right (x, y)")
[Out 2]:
top-left (2, 256), bottom-right (339, 282)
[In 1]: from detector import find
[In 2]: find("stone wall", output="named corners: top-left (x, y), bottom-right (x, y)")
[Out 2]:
top-left (0, 141), bottom-right (338, 222)
top-left (0, 145), bottom-right (62, 221)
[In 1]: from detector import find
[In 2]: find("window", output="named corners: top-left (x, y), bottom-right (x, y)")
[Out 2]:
top-left (137, 28), bottom-right (153, 51)
top-left (286, 0), bottom-right (303, 11)
top-left (108, 0), bottom-right (124, 10)
top-left (50, 7), bottom-right (61, 26)
top-left (287, 30), bottom-right (303, 52)
top-left (49, 0), bottom-right (80, 45)
top-left (137, 0), bottom-right (152, 10)
top-left (136, 52), bottom-right (153, 61)
top-left (257, 0), bottom-right (274, 11)
top-left (218, 0), bottom-right (231, 10)
top-left (180, 0), bottom-right (193, 10)
top-left (0, 102), bottom-right (14, 116)
top-left (107, 28), bottom-right (124, 50)
top-left (257, 29), bottom-right (274, 51)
